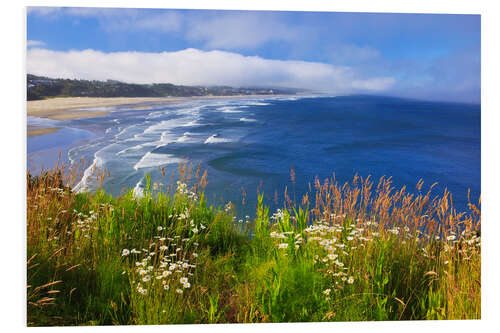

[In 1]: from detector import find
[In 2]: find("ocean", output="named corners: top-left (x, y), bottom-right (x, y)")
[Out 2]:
top-left (27, 95), bottom-right (481, 218)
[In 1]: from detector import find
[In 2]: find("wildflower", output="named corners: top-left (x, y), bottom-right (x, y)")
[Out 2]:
top-left (163, 270), bottom-right (172, 277)
top-left (200, 224), bottom-right (206, 230)
top-left (278, 243), bottom-right (289, 249)
top-left (122, 249), bottom-right (130, 256)
top-left (182, 263), bottom-right (189, 269)
top-left (183, 282), bottom-right (191, 289)
top-left (176, 289), bottom-right (183, 294)
top-left (447, 235), bottom-right (456, 241)
top-left (164, 285), bottom-right (170, 290)
top-left (347, 277), bottom-right (354, 284)
top-left (142, 275), bottom-right (151, 282)
top-left (157, 226), bottom-right (163, 231)
top-left (192, 227), bottom-right (199, 234)
top-left (180, 277), bottom-right (188, 284)
top-left (319, 239), bottom-right (329, 246)
top-left (323, 288), bottom-right (331, 296)
top-left (327, 253), bottom-right (338, 261)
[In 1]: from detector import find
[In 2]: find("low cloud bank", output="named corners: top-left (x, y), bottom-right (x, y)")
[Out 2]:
top-left (27, 48), bottom-right (395, 94)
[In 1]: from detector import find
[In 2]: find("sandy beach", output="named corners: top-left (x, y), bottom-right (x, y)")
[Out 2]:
top-left (27, 125), bottom-right (60, 137)
top-left (26, 97), bottom-right (186, 137)
top-left (26, 95), bottom-right (283, 136)
top-left (27, 95), bottom-right (283, 120)
top-left (27, 97), bottom-right (185, 120)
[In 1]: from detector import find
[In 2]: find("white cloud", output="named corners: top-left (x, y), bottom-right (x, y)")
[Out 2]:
top-left (70, 8), bottom-right (183, 32)
top-left (27, 40), bottom-right (45, 47)
top-left (27, 6), bottom-right (62, 16)
top-left (185, 13), bottom-right (305, 49)
top-left (26, 47), bottom-right (395, 93)
top-left (351, 77), bottom-right (396, 91)
top-left (28, 7), bottom-right (182, 33)
top-left (27, 8), bottom-right (306, 49)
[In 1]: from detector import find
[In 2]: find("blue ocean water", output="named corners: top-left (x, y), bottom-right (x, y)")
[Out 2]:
top-left (27, 95), bottom-right (481, 218)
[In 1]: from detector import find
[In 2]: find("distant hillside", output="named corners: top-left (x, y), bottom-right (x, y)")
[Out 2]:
top-left (27, 74), bottom-right (299, 100)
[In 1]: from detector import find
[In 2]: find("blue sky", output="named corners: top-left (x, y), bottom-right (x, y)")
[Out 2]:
top-left (26, 7), bottom-right (481, 103)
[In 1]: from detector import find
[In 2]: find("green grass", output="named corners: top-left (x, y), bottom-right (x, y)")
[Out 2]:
top-left (26, 166), bottom-right (481, 326)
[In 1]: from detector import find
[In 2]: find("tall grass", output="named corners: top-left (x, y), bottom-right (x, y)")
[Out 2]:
top-left (26, 162), bottom-right (480, 325)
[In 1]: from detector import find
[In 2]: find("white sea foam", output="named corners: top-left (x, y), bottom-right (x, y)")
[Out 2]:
top-left (133, 178), bottom-right (144, 198)
top-left (180, 120), bottom-right (200, 127)
top-left (160, 131), bottom-right (177, 144)
top-left (116, 142), bottom-right (156, 156)
top-left (204, 134), bottom-right (233, 144)
top-left (239, 117), bottom-right (257, 122)
top-left (143, 120), bottom-right (172, 134)
top-left (176, 132), bottom-right (197, 143)
top-left (217, 106), bottom-right (244, 113)
top-left (241, 101), bottom-right (270, 106)
top-left (143, 116), bottom-right (197, 135)
top-left (133, 152), bottom-right (181, 170)
top-left (115, 124), bottom-right (138, 138)
top-left (72, 152), bottom-right (103, 193)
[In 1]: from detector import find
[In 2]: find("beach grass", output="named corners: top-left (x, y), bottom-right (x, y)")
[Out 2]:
top-left (26, 162), bottom-right (480, 326)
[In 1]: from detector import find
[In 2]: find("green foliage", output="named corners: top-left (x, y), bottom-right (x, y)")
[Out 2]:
top-left (26, 170), bottom-right (481, 325)
top-left (255, 193), bottom-right (270, 239)
top-left (26, 74), bottom-right (289, 100)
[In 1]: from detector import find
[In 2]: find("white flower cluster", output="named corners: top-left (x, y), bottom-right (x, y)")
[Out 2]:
top-left (176, 181), bottom-right (198, 201)
top-left (123, 230), bottom-right (198, 297)
top-left (71, 209), bottom-right (98, 240)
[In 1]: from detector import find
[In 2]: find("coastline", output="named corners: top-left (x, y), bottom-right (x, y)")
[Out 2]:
top-left (27, 96), bottom-right (185, 121)
top-left (27, 125), bottom-right (60, 137)
top-left (27, 95), bottom-right (286, 121)
top-left (26, 95), bottom-right (287, 136)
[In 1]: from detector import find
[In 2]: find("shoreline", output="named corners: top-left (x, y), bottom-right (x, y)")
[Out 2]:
top-left (27, 96), bottom-right (184, 121)
top-left (27, 125), bottom-right (60, 137)
top-left (27, 95), bottom-right (286, 121)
